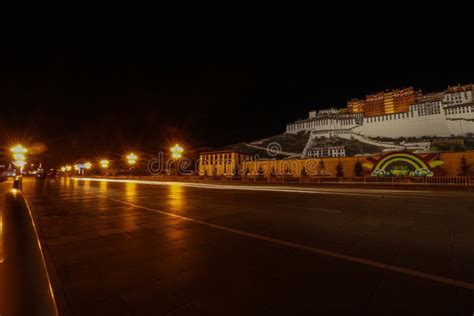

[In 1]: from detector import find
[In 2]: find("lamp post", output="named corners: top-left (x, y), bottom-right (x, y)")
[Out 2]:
top-left (10, 144), bottom-right (27, 189)
top-left (65, 165), bottom-right (72, 177)
top-left (170, 144), bottom-right (183, 160)
top-left (100, 159), bottom-right (109, 175)
top-left (11, 144), bottom-right (27, 174)
top-left (100, 160), bottom-right (109, 168)
top-left (126, 153), bottom-right (138, 176)
top-left (170, 144), bottom-right (184, 175)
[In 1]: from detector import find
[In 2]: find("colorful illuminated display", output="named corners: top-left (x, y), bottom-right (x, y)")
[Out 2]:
top-left (365, 152), bottom-right (444, 177)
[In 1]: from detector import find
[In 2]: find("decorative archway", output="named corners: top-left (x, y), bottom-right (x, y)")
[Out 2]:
top-left (371, 152), bottom-right (434, 177)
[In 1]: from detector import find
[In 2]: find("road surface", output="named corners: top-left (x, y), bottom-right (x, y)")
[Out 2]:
top-left (8, 178), bottom-right (474, 315)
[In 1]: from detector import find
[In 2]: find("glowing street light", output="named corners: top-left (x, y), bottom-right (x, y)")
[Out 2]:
top-left (126, 153), bottom-right (138, 176)
top-left (66, 165), bottom-right (72, 172)
top-left (60, 166), bottom-right (66, 172)
top-left (10, 145), bottom-right (27, 155)
top-left (100, 159), bottom-right (110, 169)
top-left (11, 144), bottom-right (28, 172)
top-left (170, 144), bottom-right (184, 160)
top-left (13, 153), bottom-right (26, 161)
top-left (127, 153), bottom-right (138, 165)
top-left (85, 162), bottom-right (92, 170)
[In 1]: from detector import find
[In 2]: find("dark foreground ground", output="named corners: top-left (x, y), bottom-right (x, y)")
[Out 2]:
top-left (3, 178), bottom-right (474, 315)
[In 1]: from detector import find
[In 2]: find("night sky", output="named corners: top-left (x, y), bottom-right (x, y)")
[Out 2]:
top-left (1, 5), bottom-right (472, 166)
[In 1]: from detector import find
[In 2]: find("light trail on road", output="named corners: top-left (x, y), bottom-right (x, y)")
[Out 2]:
top-left (73, 177), bottom-right (467, 199)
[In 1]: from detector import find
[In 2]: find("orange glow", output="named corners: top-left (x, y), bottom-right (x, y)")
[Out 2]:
top-left (0, 212), bottom-right (3, 263)
top-left (168, 183), bottom-right (184, 212)
top-left (99, 180), bottom-right (108, 191)
top-left (125, 182), bottom-right (137, 203)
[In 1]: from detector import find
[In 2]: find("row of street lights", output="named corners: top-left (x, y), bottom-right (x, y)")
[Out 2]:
top-left (59, 144), bottom-right (183, 174)
top-left (6, 143), bottom-right (184, 175)
top-left (59, 153), bottom-right (137, 173)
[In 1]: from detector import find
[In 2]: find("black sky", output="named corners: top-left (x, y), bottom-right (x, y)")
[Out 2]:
top-left (0, 5), bottom-right (473, 165)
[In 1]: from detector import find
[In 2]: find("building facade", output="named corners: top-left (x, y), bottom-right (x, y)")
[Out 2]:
top-left (241, 151), bottom-right (474, 178)
top-left (306, 146), bottom-right (346, 158)
top-left (199, 150), bottom-right (253, 176)
top-left (348, 87), bottom-right (422, 117)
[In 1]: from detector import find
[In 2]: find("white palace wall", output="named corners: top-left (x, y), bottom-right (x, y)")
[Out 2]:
top-left (287, 103), bottom-right (474, 138)
top-left (354, 104), bottom-right (474, 138)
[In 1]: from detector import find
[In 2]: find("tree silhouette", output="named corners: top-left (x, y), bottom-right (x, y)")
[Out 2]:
top-left (301, 166), bottom-right (307, 177)
top-left (336, 161), bottom-right (344, 177)
top-left (353, 160), bottom-right (363, 177)
top-left (459, 155), bottom-right (471, 176)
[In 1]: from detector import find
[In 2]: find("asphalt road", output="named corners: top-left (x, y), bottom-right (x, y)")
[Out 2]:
top-left (9, 178), bottom-right (474, 315)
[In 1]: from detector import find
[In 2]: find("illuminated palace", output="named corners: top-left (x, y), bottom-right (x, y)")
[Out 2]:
top-left (286, 85), bottom-right (474, 155)
top-left (347, 87), bottom-right (421, 117)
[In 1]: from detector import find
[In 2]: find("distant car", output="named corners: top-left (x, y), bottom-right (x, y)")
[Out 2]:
top-left (46, 170), bottom-right (59, 179)
top-left (1, 170), bottom-right (16, 178)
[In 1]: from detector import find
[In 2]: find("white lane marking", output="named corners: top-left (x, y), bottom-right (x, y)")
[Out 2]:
top-left (287, 205), bottom-right (342, 213)
top-left (108, 197), bottom-right (474, 291)
top-left (306, 207), bottom-right (342, 214)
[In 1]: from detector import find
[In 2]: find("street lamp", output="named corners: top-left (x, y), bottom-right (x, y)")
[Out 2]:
top-left (84, 162), bottom-right (92, 170)
top-left (126, 153), bottom-right (138, 176)
top-left (100, 159), bottom-right (110, 169)
top-left (11, 144), bottom-right (27, 155)
top-left (100, 159), bottom-right (110, 176)
top-left (126, 153), bottom-right (138, 165)
top-left (11, 144), bottom-right (28, 173)
top-left (169, 144), bottom-right (184, 176)
top-left (170, 144), bottom-right (184, 160)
